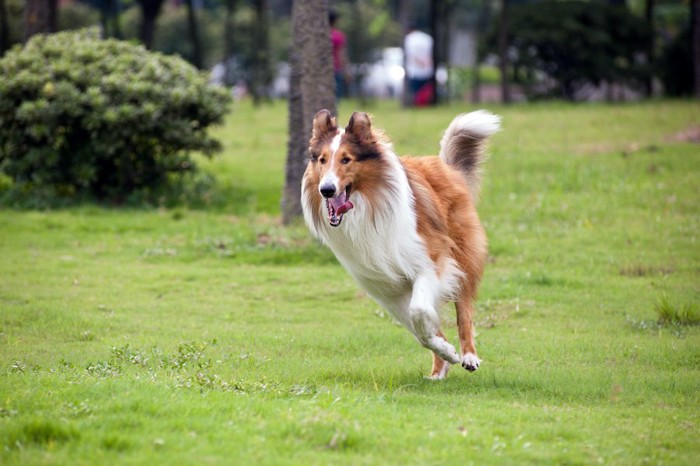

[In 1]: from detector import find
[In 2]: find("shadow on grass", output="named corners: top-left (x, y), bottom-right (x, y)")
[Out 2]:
top-left (0, 171), bottom-right (264, 216)
top-left (312, 361), bottom-right (625, 406)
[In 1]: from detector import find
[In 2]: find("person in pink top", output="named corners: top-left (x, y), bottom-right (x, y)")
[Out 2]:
top-left (330, 10), bottom-right (349, 99)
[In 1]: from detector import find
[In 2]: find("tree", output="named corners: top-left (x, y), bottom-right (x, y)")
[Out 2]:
top-left (98, 0), bottom-right (123, 39)
top-left (471, 0), bottom-right (493, 104)
top-left (223, 0), bottom-right (237, 59)
top-left (498, 0), bottom-right (511, 103)
top-left (693, 0), bottom-right (700, 98)
top-left (644, 0), bottom-right (655, 97)
top-left (0, 0), bottom-right (9, 54)
top-left (494, 1), bottom-right (650, 100)
top-left (282, 0), bottom-right (336, 224)
top-left (250, 0), bottom-right (272, 104)
top-left (23, 0), bottom-right (57, 42)
top-left (136, 0), bottom-right (165, 49)
top-left (429, 0), bottom-right (450, 105)
top-left (184, 0), bottom-right (203, 69)
top-left (398, 0), bottom-right (413, 107)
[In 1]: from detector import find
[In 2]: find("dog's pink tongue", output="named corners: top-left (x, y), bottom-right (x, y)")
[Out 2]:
top-left (336, 200), bottom-right (353, 215)
top-left (330, 196), bottom-right (353, 215)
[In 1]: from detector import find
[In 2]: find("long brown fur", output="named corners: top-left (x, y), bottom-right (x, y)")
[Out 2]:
top-left (403, 157), bottom-right (487, 378)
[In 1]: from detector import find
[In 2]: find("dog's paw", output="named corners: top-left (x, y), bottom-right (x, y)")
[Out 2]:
top-left (429, 337), bottom-right (461, 365)
top-left (437, 344), bottom-right (460, 364)
top-left (461, 353), bottom-right (481, 372)
top-left (427, 362), bottom-right (450, 381)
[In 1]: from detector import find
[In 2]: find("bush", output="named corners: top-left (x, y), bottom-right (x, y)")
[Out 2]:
top-left (0, 28), bottom-right (231, 204)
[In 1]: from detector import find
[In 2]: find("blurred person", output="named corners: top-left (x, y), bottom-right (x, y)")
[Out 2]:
top-left (330, 10), bottom-right (349, 99)
top-left (404, 25), bottom-right (434, 106)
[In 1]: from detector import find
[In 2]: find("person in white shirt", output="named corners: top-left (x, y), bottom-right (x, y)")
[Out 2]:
top-left (404, 26), bottom-right (434, 105)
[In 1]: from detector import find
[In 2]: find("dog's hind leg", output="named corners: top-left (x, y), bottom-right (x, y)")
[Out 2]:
top-left (409, 272), bottom-right (461, 365)
top-left (428, 330), bottom-right (451, 380)
top-left (456, 288), bottom-right (481, 372)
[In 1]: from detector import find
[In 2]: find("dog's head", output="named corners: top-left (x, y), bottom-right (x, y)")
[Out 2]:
top-left (303, 110), bottom-right (383, 227)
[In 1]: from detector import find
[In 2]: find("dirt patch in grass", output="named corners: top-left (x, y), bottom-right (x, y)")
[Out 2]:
top-left (667, 126), bottom-right (700, 144)
top-left (619, 265), bottom-right (674, 277)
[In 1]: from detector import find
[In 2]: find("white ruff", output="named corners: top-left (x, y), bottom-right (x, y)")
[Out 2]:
top-left (302, 144), bottom-right (463, 350)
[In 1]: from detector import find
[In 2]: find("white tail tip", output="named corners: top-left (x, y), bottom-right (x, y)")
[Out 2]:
top-left (449, 110), bottom-right (501, 138)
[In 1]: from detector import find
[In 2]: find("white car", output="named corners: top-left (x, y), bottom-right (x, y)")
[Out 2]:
top-left (360, 47), bottom-right (405, 99)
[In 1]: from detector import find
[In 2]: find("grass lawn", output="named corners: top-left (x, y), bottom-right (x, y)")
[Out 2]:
top-left (1, 99), bottom-right (699, 465)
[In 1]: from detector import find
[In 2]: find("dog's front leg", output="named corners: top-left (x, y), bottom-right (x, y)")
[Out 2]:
top-left (409, 272), bottom-right (460, 365)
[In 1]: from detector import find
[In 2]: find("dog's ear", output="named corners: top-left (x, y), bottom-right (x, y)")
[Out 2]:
top-left (311, 109), bottom-right (337, 140)
top-left (345, 112), bottom-right (373, 145)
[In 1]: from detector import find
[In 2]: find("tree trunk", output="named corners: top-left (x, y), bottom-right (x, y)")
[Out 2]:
top-left (23, 0), bottom-right (56, 42)
top-left (498, 0), bottom-right (511, 103)
top-left (223, 0), bottom-right (238, 67)
top-left (48, 0), bottom-right (57, 32)
top-left (251, 0), bottom-right (271, 105)
top-left (137, 0), bottom-right (165, 50)
top-left (692, 0), bottom-right (700, 98)
top-left (99, 1), bottom-right (109, 37)
top-left (644, 0), bottom-right (655, 97)
top-left (184, 0), bottom-right (203, 69)
top-left (429, 0), bottom-right (450, 105)
top-left (111, 0), bottom-right (123, 39)
top-left (282, 43), bottom-right (304, 224)
top-left (471, 0), bottom-right (491, 104)
top-left (398, 0), bottom-right (413, 107)
top-left (0, 0), bottom-right (9, 54)
top-left (429, 0), bottom-right (439, 105)
top-left (282, 0), bottom-right (336, 224)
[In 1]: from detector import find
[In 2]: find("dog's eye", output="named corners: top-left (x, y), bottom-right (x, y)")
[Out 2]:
top-left (309, 153), bottom-right (319, 162)
top-left (340, 157), bottom-right (351, 165)
top-left (319, 158), bottom-right (326, 165)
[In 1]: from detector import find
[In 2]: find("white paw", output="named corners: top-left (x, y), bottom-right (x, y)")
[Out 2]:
top-left (429, 336), bottom-right (461, 365)
top-left (427, 363), bottom-right (450, 381)
top-left (461, 353), bottom-right (481, 372)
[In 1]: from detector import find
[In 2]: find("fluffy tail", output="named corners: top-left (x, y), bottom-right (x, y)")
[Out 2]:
top-left (439, 110), bottom-right (501, 204)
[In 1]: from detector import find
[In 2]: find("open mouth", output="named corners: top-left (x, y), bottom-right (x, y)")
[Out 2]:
top-left (325, 185), bottom-right (354, 227)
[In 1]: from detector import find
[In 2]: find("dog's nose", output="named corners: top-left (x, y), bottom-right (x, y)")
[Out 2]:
top-left (320, 184), bottom-right (336, 198)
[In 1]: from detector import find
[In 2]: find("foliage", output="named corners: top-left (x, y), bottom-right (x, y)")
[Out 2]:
top-left (136, 5), bottom-right (225, 69)
top-left (0, 0), bottom-right (24, 54)
top-left (117, 4), bottom-right (286, 92)
top-left (491, 1), bottom-right (652, 100)
top-left (0, 28), bottom-right (231, 204)
top-left (335, 0), bottom-right (402, 64)
top-left (58, 1), bottom-right (100, 32)
top-left (448, 66), bottom-right (500, 99)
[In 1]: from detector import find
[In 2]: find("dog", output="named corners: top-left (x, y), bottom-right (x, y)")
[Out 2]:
top-left (301, 109), bottom-right (500, 379)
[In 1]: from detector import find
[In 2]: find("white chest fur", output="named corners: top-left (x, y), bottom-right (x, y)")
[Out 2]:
top-left (303, 152), bottom-right (436, 302)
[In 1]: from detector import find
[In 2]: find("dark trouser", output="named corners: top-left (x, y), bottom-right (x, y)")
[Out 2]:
top-left (335, 72), bottom-right (346, 99)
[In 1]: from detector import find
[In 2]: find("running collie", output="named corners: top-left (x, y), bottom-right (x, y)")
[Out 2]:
top-left (301, 109), bottom-right (500, 379)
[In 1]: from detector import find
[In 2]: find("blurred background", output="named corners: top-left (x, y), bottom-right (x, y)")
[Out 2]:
top-left (4, 0), bottom-right (699, 104)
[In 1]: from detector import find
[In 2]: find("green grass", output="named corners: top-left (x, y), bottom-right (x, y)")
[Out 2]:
top-left (1, 99), bottom-right (699, 465)
top-left (655, 294), bottom-right (700, 327)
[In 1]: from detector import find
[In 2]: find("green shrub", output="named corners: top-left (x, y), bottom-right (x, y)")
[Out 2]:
top-left (0, 28), bottom-right (231, 203)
